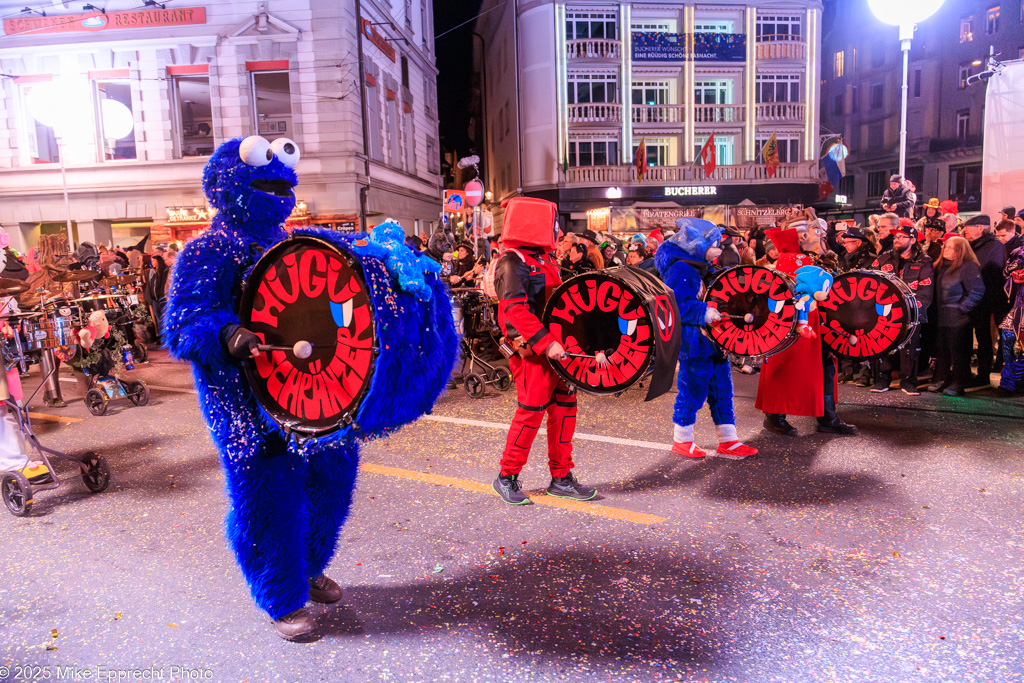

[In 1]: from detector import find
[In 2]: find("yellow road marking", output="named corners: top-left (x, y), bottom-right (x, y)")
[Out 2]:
top-left (28, 412), bottom-right (83, 424)
top-left (359, 463), bottom-right (666, 526)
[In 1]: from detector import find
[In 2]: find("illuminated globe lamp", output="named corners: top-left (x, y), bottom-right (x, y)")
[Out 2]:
top-left (866, 0), bottom-right (946, 179)
top-left (100, 98), bottom-right (135, 140)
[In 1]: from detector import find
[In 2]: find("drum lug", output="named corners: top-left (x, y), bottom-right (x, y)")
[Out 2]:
top-left (342, 413), bottom-right (361, 432)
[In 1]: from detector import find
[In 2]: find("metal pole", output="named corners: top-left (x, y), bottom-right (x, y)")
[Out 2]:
top-left (898, 24), bottom-right (914, 181)
top-left (473, 205), bottom-right (480, 258)
top-left (57, 136), bottom-right (74, 252)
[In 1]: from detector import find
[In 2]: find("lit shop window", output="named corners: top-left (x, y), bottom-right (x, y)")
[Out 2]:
top-left (567, 73), bottom-right (618, 104)
top-left (251, 70), bottom-right (292, 141)
top-left (95, 80), bottom-right (137, 161)
top-left (960, 17), bottom-right (974, 42)
top-left (632, 138), bottom-right (671, 166)
top-left (567, 136), bottom-right (619, 166)
top-left (756, 136), bottom-right (798, 163)
top-left (834, 50), bottom-right (845, 78)
top-left (172, 75), bottom-right (213, 158)
top-left (756, 74), bottom-right (800, 103)
top-left (694, 135), bottom-right (734, 165)
top-left (756, 15), bottom-right (801, 42)
top-left (565, 11), bottom-right (618, 40)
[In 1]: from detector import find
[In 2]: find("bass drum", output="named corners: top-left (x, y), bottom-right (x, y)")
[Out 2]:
top-left (701, 265), bottom-right (799, 360)
top-left (818, 269), bottom-right (919, 360)
top-left (541, 266), bottom-right (681, 401)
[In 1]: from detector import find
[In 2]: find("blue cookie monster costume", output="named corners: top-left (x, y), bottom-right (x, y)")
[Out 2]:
top-left (163, 136), bottom-right (457, 638)
top-left (655, 218), bottom-right (757, 459)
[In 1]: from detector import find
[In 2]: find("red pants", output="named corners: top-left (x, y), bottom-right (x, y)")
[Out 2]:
top-left (500, 354), bottom-right (577, 477)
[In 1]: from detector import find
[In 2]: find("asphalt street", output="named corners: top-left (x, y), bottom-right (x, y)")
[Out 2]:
top-left (1, 351), bottom-right (1023, 682)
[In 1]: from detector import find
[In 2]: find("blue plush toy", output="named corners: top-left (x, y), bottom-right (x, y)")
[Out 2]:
top-left (654, 218), bottom-right (758, 460)
top-left (163, 136), bottom-right (457, 640)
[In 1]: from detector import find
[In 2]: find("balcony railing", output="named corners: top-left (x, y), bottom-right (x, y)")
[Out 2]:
top-left (754, 102), bottom-right (806, 122)
top-left (564, 161), bottom-right (817, 185)
top-left (755, 39), bottom-right (807, 61)
top-left (567, 103), bottom-right (623, 123)
top-left (693, 104), bottom-right (744, 123)
top-left (566, 38), bottom-right (621, 60)
top-left (631, 104), bottom-right (685, 124)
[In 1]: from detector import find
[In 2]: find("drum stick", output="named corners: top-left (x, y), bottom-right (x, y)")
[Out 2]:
top-left (722, 313), bottom-right (755, 323)
top-left (564, 352), bottom-right (597, 359)
top-left (257, 341), bottom-right (314, 359)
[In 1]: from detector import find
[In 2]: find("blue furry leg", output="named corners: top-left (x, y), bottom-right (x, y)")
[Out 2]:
top-left (674, 354), bottom-right (735, 426)
top-left (300, 438), bottom-right (360, 579)
top-left (1001, 330), bottom-right (1024, 392)
top-left (222, 428), bottom-right (311, 621)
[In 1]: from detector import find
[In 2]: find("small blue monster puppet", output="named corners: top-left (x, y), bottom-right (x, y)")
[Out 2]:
top-left (164, 136), bottom-right (456, 641)
top-left (654, 218), bottom-right (759, 460)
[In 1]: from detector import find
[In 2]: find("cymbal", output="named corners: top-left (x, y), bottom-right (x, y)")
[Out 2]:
top-left (1, 311), bottom-right (41, 319)
top-left (0, 278), bottom-right (29, 296)
top-left (68, 294), bottom-right (119, 303)
top-left (104, 274), bottom-right (138, 286)
top-left (51, 269), bottom-right (100, 282)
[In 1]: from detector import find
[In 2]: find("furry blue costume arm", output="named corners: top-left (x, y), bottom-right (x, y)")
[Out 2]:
top-left (163, 231), bottom-right (243, 368)
top-left (663, 260), bottom-right (710, 326)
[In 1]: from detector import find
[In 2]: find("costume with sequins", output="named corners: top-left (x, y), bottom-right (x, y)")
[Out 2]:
top-left (163, 138), bottom-right (457, 620)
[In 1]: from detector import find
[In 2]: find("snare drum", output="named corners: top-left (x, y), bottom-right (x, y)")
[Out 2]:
top-left (818, 270), bottom-right (919, 360)
top-left (701, 265), bottom-right (799, 360)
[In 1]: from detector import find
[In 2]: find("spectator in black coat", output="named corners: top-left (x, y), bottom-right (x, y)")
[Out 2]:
top-left (995, 219), bottom-right (1024, 261)
top-left (928, 236), bottom-right (985, 396)
top-left (964, 214), bottom-right (1008, 386)
top-left (880, 175), bottom-right (914, 218)
top-left (561, 243), bottom-right (594, 277)
top-left (838, 228), bottom-right (877, 271)
top-left (877, 213), bottom-right (899, 253)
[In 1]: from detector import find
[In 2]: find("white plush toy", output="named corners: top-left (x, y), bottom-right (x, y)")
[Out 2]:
top-left (78, 310), bottom-right (111, 351)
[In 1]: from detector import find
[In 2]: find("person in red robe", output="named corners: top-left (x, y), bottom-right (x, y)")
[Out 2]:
top-left (756, 227), bottom-right (858, 437)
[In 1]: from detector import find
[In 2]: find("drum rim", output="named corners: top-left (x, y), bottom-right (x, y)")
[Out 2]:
top-left (238, 234), bottom-right (379, 438)
top-left (541, 268), bottom-right (660, 396)
top-left (820, 269), bottom-right (919, 359)
top-left (700, 264), bottom-right (799, 361)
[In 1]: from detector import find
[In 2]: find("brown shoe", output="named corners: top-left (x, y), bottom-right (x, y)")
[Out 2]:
top-left (308, 574), bottom-right (343, 604)
top-left (273, 607), bottom-right (315, 641)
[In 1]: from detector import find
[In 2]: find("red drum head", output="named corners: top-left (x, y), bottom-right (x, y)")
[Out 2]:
top-left (543, 268), bottom-right (680, 398)
top-left (702, 265), bottom-right (798, 359)
top-left (818, 270), bottom-right (919, 359)
top-left (239, 236), bottom-right (377, 437)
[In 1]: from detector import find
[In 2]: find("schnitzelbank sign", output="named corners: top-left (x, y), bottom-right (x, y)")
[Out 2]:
top-left (632, 32), bottom-right (746, 62)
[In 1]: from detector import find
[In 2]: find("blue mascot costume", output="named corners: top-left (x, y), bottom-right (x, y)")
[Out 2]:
top-left (164, 136), bottom-right (457, 640)
top-left (655, 218), bottom-right (758, 459)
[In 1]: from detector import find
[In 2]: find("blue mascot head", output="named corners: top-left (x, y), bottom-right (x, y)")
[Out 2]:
top-left (668, 217), bottom-right (722, 262)
top-left (202, 136), bottom-right (300, 226)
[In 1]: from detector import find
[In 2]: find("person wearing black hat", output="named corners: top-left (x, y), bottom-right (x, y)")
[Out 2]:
top-left (963, 214), bottom-right (1006, 387)
top-left (880, 175), bottom-right (914, 218)
top-left (998, 206), bottom-right (1017, 224)
top-left (868, 224), bottom-right (934, 394)
top-left (577, 230), bottom-right (605, 269)
top-left (838, 227), bottom-right (877, 271)
top-left (450, 240), bottom-right (481, 286)
top-left (560, 242), bottom-right (594, 277)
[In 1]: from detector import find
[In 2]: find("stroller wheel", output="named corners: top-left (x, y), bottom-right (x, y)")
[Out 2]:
top-left (81, 454), bottom-right (110, 493)
top-left (464, 372), bottom-right (487, 399)
top-left (132, 342), bottom-right (148, 364)
top-left (85, 389), bottom-right (108, 416)
top-left (1, 471), bottom-right (32, 516)
top-left (128, 381), bottom-right (150, 406)
top-left (492, 367), bottom-right (513, 392)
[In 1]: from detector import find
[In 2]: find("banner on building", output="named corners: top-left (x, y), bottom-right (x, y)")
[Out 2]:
top-left (731, 205), bottom-right (799, 229)
top-left (4, 7), bottom-right (206, 35)
top-left (632, 32), bottom-right (745, 62)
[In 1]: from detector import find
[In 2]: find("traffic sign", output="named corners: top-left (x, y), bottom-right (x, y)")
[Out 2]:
top-left (465, 179), bottom-right (485, 207)
top-left (443, 191), bottom-right (466, 213)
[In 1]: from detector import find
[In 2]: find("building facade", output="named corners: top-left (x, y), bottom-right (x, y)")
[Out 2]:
top-left (0, 0), bottom-right (442, 253)
top-left (476, 0), bottom-right (823, 235)
top-left (819, 1), bottom-right (1024, 221)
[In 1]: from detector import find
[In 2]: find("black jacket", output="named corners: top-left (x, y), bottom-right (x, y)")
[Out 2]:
top-left (969, 233), bottom-right (1008, 312)
top-left (880, 186), bottom-right (914, 217)
top-left (872, 245), bottom-right (935, 323)
top-left (840, 243), bottom-right (877, 271)
top-left (935, 261), bottom-right (984, 327)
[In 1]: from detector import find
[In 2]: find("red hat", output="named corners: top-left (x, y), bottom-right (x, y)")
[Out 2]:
top-left (764, 227), bottom-right (801, 254)
top-left (500, 197), bottom-right (559, 250)
top-left (939, 200), bottom-right (959, 216)
top-left (941, 232), bottom-right (961, 243)
top-left (898, 217), bottom-right (914, 227)
top-left (893, 224), bottom-right (919, 241)
top-left (648, 229), bottom-right (664, 244)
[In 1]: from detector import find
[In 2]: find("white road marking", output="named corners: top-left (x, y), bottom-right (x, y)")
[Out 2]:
top-left (422, 414), bottom-right (670, 452)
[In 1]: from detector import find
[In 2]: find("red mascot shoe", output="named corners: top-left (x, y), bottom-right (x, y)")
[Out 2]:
top-left (716, 441), bottom-right (758, 459)
top-left (671, 441), bottom-right (708, 458)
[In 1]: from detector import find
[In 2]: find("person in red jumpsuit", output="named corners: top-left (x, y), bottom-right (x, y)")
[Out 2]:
top-left (491, 197), bottom-right (596, 505)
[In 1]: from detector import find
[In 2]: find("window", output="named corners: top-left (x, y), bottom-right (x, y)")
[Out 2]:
top-left (871, 43), bottom-right (885, 67)
top-left (252, 71), bottom-right (292, 141)
top-left (905, 165), bottom-right (924, 193)
top-left (957, 109), bottom-right (971, 140)
top-left (870, 83), bottom-right (884, 108)
top-left (694, 135), bottom-right (734, 165)
top-left (95, 80), bottom-right (137, 160)
top-left (631, 20), bottom-right (675, 33)
top-left (567, 73), bottom-right (618, 104)
top-left (949, 164), bottom-right (982, 202)
top-left (19, 82), bottom-right (63, 164)
top-left (633, 137), bottom-right (671, 166)
top-left (867, 123), bottom-right (884, 149)
top-left (756, 74), bottom-right (800, 103)
top-left (756, 135), bottom-right (798, 163)
top-left (402, 111), bottom-right (415, 172)
top-left (913, 68), bottom-right (922, 97)
top-left (839, 174), bottom-right (855, 196)
top-left (833, 93), bottom-right (844, 115)
top-left (385, 96), bottom-right (400, 166)
top-left (987, 6), bottom-right (1000, 33)
top-left (960, 17), bottom-right (974, 42)
top-left (365, 79), bottom-right (383, 161)
top-left (851, 86), bottom-right (859, 113)
top-left (756, 14), bottom-right (801, 41)
top-left (565, 11), bottom-right (618, 40)
top-left (172, 75), bottom-right (213, 158)
top-left (426, 136), bottom-right (439, 173)
top-left (694, 21), bottom-right (732, 33)
top-left (401, 56), bottom-right (409, 88)
top-left (959, 62), bottom-right (978, 88)
top-left (632, 81), bottom-right (669, 105)
top-left (568, 135), bottom-right (618, 166)
top-left (867, 170), bottom-right (888, 197)
top-left (834, 50), bottom-right (844, 78)
top-left (1019, 46), bottom-right (1024, 59)
top-left (694, 79), bottom-right (732, 105)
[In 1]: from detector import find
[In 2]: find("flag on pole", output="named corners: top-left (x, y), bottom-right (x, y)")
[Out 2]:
top-left (817, 165), bottom-right (833, 200)
top-left (827, 139), bottom-right (849, 177)
top-left (822, 153), bottom-right (843, 190)
top-left (761, 132), bottom-right (780, 178)
top-left (698, 135), bottom-right (717, 178)
top-left (635, 138), bottom-right (647, 181)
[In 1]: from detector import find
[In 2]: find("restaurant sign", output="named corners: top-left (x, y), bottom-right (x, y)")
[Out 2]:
top-left (4, 7), bottom-right (207, 36)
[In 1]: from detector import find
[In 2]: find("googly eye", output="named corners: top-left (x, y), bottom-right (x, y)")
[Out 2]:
top-left (271, 138), bottom-right (300, 168)
top-left (239, 136), bottom-right (273, 166)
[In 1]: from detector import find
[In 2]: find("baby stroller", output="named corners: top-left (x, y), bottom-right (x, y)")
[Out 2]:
top-left (76, 316), bottom-right (150, 416)
top-left (451, 287), bottom-right (512, 399)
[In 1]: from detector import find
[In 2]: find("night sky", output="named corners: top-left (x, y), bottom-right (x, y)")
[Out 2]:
top-left (433, 0), bottom-right (484, 152)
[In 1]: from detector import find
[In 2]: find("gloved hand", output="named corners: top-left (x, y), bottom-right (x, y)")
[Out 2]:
top-left (704, 307), bottom-right (722, 325)
top-left (220, 323), bottom-right (261, 359)
top-left (545, 341), bottom-right (566, 360)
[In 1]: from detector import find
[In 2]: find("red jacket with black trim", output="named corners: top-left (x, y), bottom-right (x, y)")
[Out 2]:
top-left (493, 247), bottom-right (560, 354)
top-left (871, 245), bottom-right (935, 323)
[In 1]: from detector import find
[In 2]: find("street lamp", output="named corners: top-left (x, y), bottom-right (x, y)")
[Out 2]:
top-left (867, 0), bottom-right (945, 180)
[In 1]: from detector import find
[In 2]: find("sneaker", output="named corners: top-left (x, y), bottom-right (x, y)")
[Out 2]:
top-left (926, 382), bottom-right (947, 393)
top-left (869, 385), bottom-right (890, 393)
top-left (740, 364), bottom-right (754, 374)
top-left (716, 441), bottom-right (758, 459)
top-left (308, 574), bottom-right (343, 604)
top-left (671, 441), bottom-right (708, 458)
top-left (492, 474), bottom-right (531, 505)
top-left (900, 382), bottom-right (921, 396)
top-left (942, 383), bottom-right (965, 397)
top-left (546, 472), bottom-right (597, 501)
top-left (854, 374), bottom-right (871, 388)
top-left (273, 607), bottom-right (315, 641)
